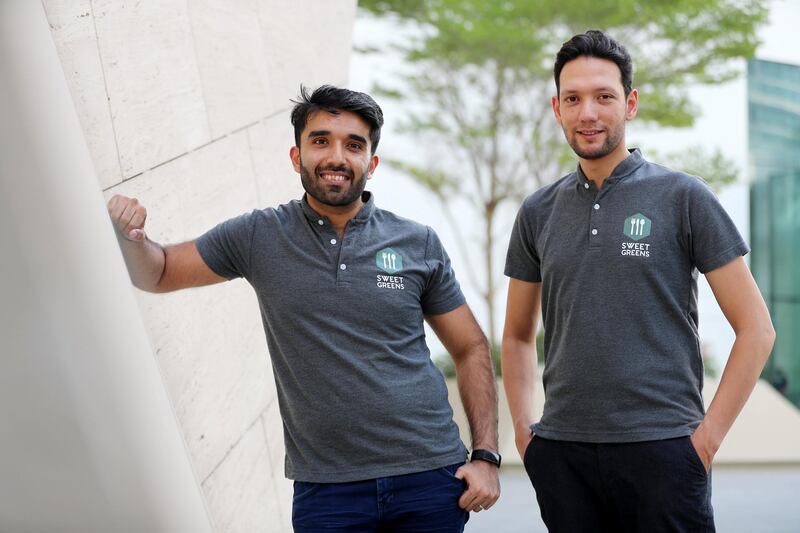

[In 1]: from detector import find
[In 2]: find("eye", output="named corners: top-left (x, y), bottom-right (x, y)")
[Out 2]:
top-left (312, 138), bottom-right (327, 145)
top-left (599, 94), bottom-right (615, 101)
top-left (347, 142), bottom-right (364, 151)
top-left (564, 95), bottom-right (578, 103)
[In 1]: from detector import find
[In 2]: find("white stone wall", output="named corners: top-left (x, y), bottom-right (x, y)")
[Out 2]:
top-left (41, 1), bottom-right (357, 531)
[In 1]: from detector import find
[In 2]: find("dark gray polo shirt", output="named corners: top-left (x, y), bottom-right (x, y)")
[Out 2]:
top-left (505, 149), bottom-right (749, 443)
top-left (196, 192), bottom-right (467, 482)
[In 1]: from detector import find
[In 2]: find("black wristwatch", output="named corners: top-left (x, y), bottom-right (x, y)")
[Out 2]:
top-left (470, 449), bottom-right (502, 468)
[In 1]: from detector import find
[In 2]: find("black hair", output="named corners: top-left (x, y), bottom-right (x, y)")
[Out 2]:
top-left (290, 85), bottom-right (384, 154)
top-left (554, 30), bottom-right (633, 96)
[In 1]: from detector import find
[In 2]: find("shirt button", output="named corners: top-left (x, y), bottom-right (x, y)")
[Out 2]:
top-left (340, 264), bottom-right (346, 270)
top-left (317, 219), bottom-right (324, 225)
top-left (591, 229), bottom-right (598, 235)
top-left (584, 183), bottom-right (590, 189)
top-left (330, 238), bottom-right (337, 245)
top-left (594, 203), bottom-right (600, 210)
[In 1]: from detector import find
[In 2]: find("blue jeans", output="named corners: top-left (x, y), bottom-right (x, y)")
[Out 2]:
top-left (292, 463), bottom-right (469, 532)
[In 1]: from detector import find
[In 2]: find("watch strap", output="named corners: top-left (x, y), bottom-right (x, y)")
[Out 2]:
top-left (471, 448), bottom-right (501, 467)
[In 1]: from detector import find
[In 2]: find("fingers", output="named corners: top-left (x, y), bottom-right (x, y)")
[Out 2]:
top-left (107, 194), bottom-right (147, 241)
top-left (118, 201), bottom-right (138, 228)
top-left (455, 463), bottom-right (501, 513)
top-left (458, 483), bottom-right (500, 513)
top-left (127, 228), bottom-right (146, 241)
top-left (125, 208), bottom-right (147, 241)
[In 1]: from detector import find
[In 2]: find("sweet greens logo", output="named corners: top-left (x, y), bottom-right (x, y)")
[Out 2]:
top-left (376, 248), bottom-right (405, 290)
top-left (376, 248), bottom-right (403, 274)
top-left (623, 213), bottom-right (651, 241)
top-left (621, 212), bottom-right (652, 257)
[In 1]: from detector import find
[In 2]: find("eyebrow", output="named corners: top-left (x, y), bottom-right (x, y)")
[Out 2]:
top-left (348, 134), bottom-right (368, 145)
top-left (561, 86), bottom-right (621, 95)
top-left (307, 130), bottom-right (368, 146)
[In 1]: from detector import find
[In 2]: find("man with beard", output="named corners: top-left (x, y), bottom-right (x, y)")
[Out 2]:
top-left (108, 85), bottom-right (499, 532)
top-left (501, 31), bottom-right (774, 532)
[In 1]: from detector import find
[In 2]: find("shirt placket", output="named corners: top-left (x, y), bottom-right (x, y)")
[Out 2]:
top-left (335, 220), bottom-right (359, 286)
top-left (588, 182), bottom-right (617, 250)
top-left (311, 215), bottom-right (347, 282)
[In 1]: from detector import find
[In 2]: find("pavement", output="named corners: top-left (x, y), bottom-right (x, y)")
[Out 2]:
top-left (466, 465), bottom-right (800, 532)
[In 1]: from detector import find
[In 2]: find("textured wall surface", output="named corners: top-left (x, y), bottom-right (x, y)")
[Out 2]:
top-left (41, 1), bottom-right (357, 531)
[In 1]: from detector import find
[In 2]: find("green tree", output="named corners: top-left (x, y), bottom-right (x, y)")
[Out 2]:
top-left (358, 0), bottom-right (768, 345)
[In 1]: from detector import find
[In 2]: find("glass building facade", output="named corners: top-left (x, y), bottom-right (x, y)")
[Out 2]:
top-left (749, 58), bottom-right (800, 407)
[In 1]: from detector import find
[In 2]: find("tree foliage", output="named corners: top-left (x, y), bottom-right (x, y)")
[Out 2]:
top-left (357, 0), bottom-right (768, 344)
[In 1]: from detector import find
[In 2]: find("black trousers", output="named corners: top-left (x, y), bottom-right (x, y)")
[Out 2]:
top-left (524, 435), bottom-right (714, 532)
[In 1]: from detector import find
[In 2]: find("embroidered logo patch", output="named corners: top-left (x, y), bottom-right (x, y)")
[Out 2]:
top-left (376, 248), bottom-right (403, 274)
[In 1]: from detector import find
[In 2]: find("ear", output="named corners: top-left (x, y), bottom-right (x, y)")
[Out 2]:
top-left (289, 146), bottom-right (301, 173)
top-left (625, 88), bottom-right (639, 121)
top-left (551, 94), bottom-right (562, 123)
top-left (367, 154), bottom-right (380, 179)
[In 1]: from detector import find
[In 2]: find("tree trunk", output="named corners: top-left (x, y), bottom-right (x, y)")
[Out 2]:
top-left (485, 202), bottom-right (496, 347)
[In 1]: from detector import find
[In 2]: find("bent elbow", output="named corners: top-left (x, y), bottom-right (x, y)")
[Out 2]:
top-left (751, 319), bottom-right (776, 365)
top-left (763, 322), bottom-right (777, 354)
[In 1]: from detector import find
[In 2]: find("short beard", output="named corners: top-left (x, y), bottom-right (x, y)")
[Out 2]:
top-left (299, 161), bottom-right (368, 207)
top-left (566, 121), bottom-right (624, 160)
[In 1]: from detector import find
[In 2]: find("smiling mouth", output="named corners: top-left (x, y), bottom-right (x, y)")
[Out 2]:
top-left (317, 168), bottom-right (353, 183)
top-left (577, 129), bottom-right (603, 136)
top-left (321, 173), bottom-right (348, 182)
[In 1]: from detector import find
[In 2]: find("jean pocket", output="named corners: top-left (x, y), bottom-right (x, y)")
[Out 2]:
top-left (292, 480), bottom-right (320, 501)
top-left (436, 462), bottom-right (466, 484)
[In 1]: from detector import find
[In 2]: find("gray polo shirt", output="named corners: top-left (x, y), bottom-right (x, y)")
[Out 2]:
top-left (196, 192), bottom-right (467, 482)
top-left (505, 149), bottom-right (749, 443)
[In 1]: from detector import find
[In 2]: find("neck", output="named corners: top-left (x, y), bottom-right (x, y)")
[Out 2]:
top-left (580, 144), bottom-right (631, 187)
top-left (306, 194), bottom-right (364, 236)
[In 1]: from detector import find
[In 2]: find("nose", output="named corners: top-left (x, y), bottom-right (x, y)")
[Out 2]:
top-left (325, 141), bottom-right (347, 166)
top-left (577, 100), bottom-right (599, 123)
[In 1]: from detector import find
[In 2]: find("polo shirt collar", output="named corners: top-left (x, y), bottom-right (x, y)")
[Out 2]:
top-left (300, 191), bottom-right (376, 223)
top-left (575, 148), bottom-right (645, 189)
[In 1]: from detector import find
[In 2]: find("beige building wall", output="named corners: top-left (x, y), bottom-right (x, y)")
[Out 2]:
top-left (448, 377), bottom-right (800, 467)
top-left (41, 1), bottom-right (357, 531)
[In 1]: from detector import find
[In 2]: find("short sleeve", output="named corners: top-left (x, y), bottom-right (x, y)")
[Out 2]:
top-left (421, 227), bottom-right (466, 315)
top-left (686, 180), bottom-right (749, 273)
top-left (195, 210), bottom-right (258, 280)
top-left (504, 203), bottom-right (541, 282)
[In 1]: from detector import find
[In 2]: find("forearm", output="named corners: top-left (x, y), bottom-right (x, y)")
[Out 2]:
top-left (700, 325), bottom-right (775, 449)
top-left (114, 233), bottom-right (166, 292)
top-left (453, 339), bottom-right (498, 450)
top-left (501, 336), bottom-right (537, 435)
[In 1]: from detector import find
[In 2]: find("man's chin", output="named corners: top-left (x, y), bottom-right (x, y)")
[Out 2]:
top-left (577, 151), bottom-right (610, 161)
top-left (311, 192), bottom-right (362, 208)
top-left (571, 142), bottom-right (614, 161)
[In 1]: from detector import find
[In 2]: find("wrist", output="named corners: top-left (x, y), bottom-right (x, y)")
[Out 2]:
top-left (470, 448), bottom-right (502, 468)
top-left (514, 421), bottom-right (533, 436)
top-left (694, 420), bottom-right (722, 454)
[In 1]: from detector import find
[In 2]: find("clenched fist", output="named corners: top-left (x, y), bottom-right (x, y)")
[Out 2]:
top-left (107, 194), bottom-right (147, 242)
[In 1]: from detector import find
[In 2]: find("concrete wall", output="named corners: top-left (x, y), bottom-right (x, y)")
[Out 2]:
top-left (41, 1), bottom-right (357, 531)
